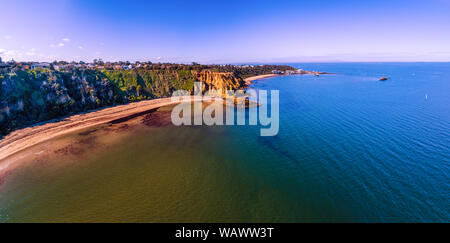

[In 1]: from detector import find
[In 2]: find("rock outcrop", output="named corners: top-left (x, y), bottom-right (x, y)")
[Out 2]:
top-left (196, 70), bottom-right (243, 92)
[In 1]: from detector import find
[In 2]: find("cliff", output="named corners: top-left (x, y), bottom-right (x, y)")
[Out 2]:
top-left (196, 70), bottom-right (244, 92)
top-left (0, 68), bottom-right (246, 135)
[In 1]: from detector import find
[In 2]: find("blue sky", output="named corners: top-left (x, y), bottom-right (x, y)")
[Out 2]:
top-left (1, 0), bottom-right (450, 63)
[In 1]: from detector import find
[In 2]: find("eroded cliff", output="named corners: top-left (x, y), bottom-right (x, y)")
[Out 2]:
top-left (0, 68), bottom-right (247, 135)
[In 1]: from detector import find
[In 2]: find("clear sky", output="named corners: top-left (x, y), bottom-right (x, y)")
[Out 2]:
top-left (1, 0), bottom-right (450, 63)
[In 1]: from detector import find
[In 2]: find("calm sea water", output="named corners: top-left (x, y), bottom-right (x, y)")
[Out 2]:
top-left (0, 63), bottom-right (449, 222)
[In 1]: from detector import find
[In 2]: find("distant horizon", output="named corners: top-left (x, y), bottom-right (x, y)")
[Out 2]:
top-left (1, 0), bottom-right (450, 63)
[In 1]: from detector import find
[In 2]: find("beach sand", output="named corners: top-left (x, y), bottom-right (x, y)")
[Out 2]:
top-left (0, 96), bottom-right (205, 173)
top-left (244, 74), bottom-right (280, 85)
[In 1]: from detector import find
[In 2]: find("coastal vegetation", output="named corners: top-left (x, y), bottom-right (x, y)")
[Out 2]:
top-left (0, 63), bottom-right (295, 136)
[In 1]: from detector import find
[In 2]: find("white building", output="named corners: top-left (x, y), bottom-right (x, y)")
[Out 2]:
top-left (31, 63), bottom-right (50, 69)
top-left (124, 65), bottom-right (135, 70)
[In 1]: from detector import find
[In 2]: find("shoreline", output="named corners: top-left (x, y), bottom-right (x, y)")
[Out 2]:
top-left (244, 74), bottom-right (281, 85)
top-left (0, 96), bottom-right (206, 173)
top-left (0, 72), bottom-right (295, 174)
top-left (244, 71), bottom-right (332, 86)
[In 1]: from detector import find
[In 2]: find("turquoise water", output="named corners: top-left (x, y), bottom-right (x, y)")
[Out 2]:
top-left (0, 63), bottom-right (449, 222)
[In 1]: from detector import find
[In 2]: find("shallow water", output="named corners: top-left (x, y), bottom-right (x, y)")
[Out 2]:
top-left (0, 63), bottom-right (449, 222)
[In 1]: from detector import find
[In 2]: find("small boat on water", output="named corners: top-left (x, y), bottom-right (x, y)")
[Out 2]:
top-left (379, 77), bottom-right (390, 81)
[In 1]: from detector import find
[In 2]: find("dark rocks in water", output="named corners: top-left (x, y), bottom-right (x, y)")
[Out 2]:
top-left (233, 97), bottom-right (259, 108)
top-left (109, 108), bottom-right (158, 124)
top-left (142, 110), bottom-right (173, 127)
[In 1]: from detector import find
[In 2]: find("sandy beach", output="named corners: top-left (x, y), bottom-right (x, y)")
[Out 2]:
top-left (0, 96), bottom-right (209, 173)
top-left (0, 74), bottom-right (271, 174)
top-left (244, 74), bottom-right (280, 85)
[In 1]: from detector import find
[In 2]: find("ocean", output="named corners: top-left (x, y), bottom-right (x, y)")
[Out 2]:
top-left (0, 63), bottom-right (449, 222)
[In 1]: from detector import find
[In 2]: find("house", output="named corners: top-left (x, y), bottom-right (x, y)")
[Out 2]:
top-left (123, 65), bottom-right (134, 70)
top-left (54, 65), bottom-right (66, 71)
top-left (31, 63), bottom-right (50, 69)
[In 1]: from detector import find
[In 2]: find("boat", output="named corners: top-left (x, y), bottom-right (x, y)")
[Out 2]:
top-left (379, 77), bottom-right (390, 81)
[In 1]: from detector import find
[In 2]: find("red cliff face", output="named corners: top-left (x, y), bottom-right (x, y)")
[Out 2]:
top-left (196, 70), bottom-right (243, 92)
